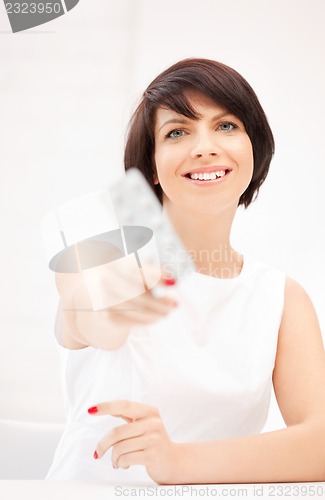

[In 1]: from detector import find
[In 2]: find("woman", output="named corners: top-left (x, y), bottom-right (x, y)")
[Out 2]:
top-left (47, 58), bottom-right (325, 484)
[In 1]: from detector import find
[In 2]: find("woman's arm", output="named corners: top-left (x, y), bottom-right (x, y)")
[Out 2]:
top-left (54, 270), bottom-right (177, 351)
top-left (90, 277), bottom-right (325, 484)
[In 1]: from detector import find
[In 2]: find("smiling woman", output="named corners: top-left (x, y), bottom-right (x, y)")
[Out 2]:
top-left (125, 58), bottom-right (274, 209)
top-left (46, 58), bottom-right (325, 484)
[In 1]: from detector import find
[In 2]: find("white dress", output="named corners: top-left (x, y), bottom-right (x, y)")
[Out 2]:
top-left (46, 257), bottom-right (286, 482)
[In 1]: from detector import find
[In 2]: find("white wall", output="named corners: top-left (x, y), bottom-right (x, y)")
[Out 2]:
top-left (0, 0), bottom-right (324, 431)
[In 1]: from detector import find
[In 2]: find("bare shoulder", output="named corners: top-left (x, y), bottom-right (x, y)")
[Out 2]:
top-left (283, 275), bottom-right (311, 304)
top-left (284, 275), bottom-right (316, 303)
top-left (273, 276), bottom-right (325, 425)
top-left (281, 276), bottom-right (323, 336)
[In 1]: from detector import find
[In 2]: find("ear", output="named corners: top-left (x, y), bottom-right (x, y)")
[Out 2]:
top-left (152, 162), bottom-right (159, 185)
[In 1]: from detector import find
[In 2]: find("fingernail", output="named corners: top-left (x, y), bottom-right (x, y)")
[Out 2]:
top-left (112, 464), bottom-right (117, 469)
top-left (172, 301), bottom-right (178, 307)
top-left (162, 277), bottom-right (176, 286)
top-left (88, 406), bottom-right (98, 414)
top-left (93, 451), bottom-right (98, 460)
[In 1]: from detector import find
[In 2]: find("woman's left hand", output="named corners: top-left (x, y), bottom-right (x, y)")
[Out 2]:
top-left (88, 400), bottom-right (182, 484)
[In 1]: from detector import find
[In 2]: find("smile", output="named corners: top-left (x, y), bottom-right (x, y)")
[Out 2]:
top-left (188, 169), bottom-right (228, 180)
top-left (183, 168), bottom-right (232, 185)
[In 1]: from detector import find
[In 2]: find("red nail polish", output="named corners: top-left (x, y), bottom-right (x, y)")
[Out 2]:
top-left (88, 406), bottom-right (98, 414)
top-left (162, 277), bottom-right (176, 286)
top-left (93, 451), bottom-right (98, 459)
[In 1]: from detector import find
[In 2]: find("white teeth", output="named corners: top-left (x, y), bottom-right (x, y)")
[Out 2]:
top-left (189, 170), bottom-right (226, 180)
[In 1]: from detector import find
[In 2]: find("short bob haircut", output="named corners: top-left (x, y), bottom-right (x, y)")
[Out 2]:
top-left (124, 58), bottom-right (274, 208)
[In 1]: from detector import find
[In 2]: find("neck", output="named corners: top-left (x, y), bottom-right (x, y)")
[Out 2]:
top-left (163, 200), bottom-right (243, 278)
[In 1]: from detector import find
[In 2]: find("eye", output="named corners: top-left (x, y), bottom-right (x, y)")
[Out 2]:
top-left (165, 129), bottom-right (185, 139)
top-left (218, 121), bottom-right (238, 132)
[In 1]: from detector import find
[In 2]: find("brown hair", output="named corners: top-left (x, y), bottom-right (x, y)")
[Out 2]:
top-left (124, 58), bottom-right (274, 208)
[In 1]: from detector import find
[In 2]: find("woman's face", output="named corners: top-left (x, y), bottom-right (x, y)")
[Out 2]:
top-left (153, 93), bottom-right (254, 216)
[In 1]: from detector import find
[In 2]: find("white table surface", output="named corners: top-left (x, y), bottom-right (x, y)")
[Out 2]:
top-left (1, 481), bottom-right (324, 500)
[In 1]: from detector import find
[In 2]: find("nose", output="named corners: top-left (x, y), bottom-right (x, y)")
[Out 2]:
top-left (190, 131), bottom-right (221, 159)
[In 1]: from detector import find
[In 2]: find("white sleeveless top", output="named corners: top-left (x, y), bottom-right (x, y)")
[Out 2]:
top-left (46, 257), bottom-right (286, 482)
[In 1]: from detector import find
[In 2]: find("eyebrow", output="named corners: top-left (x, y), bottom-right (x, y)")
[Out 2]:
top-left (157, 111), bottom-right (234, 132)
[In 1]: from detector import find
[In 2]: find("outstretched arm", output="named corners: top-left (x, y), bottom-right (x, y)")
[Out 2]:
top-left (54, 269), bottom-right (177, 351)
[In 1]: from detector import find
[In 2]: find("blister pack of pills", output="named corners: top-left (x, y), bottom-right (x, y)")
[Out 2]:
top-left (109, 168), bottom-right (195, 280)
